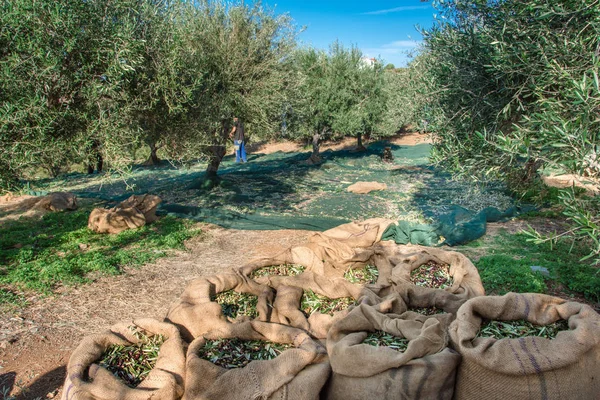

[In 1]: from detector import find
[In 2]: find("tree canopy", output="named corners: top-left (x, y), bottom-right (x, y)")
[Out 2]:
top-left (290, 42), bottom-right (388, 160)
top-left (0, 0), bottom-right (299, 185)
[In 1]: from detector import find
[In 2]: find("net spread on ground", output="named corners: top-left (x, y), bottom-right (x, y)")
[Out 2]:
top-left (31, 142), bottom-right (522, 244)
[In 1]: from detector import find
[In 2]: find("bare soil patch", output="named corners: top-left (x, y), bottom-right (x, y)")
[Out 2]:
top-left (246, 132), bottom-right (431, 154)
top-left (0, 195), bottom-right (50, 224)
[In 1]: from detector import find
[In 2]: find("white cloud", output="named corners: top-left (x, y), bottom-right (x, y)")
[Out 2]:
top-left (384, 40), bottom-right (421, 48)
top-left (362, 5), bottom-right (431, 15)
top-left (364, 40), bottom-right (422, 56)
top-left (363, 40), bottom-right (422, 67)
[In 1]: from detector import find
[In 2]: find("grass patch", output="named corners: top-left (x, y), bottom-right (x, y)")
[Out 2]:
top-left (0, 287), bottom-right (28, 309)
top-left (344, 265), bottom-right (379, 284)
top-left (477, 319), bottom-right (569, 340)
top-left (197, 339), bottom-right (293, 369)
top-left (475, 255), bottom-right (547, 294)
top-left (214, 290), bottom-right (259, 319)
top-left (363, 331), bottom-right (409, 352)
top-left (249, 264), bottom-right (305, 278)
top-left (460, 231), bottom-right (600, 302)
top-left (300, 290), bottom-right (355, 317)
top-left (409, 261), bottom-right (452, 289)
top-left (99, 329), bottom-right (165, 388)
top-left (0, 207), bottom-right (203, 304)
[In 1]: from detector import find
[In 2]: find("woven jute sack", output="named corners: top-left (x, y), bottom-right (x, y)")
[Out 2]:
top-left (324, 302), bottom-right (460, 400)
top-left (239, 218), bottom-right (392, 279)
top-left (88, 207), bottom-right (146, 234)
top-left (315, 218), bottom-right (393, 249)
top-left (359, 282), bottom-right (463, 331)
top-left (61, 319), bottom-right (185, 400)
top-left (165, 271), bottom-right (274, 341)
top-left (36, 192), bottom-right (78, 211)
top-left (240, 253), bottom-right (367, 338)
top-left (88, 194), bottom-right (162, 234)
top-left (449, 292), bottom-right (600, 400)
top-left (118, 194), bottom-right (161, 223)
top-left (346, 181), bottom-right (388, 194)
top-left (370, 241), bottom-right (485, 299)
top-left (267, 284), bottom-right (356, 339)
top-left (183, 321), bottom-right (330, 400)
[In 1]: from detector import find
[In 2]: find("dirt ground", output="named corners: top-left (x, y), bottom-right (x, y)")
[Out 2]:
top-left (246, 131), bottom-right (431, 154)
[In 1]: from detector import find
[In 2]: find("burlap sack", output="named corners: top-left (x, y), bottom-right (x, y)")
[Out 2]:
top-left (267, 284), bottom-right (353, 339)
top-left (61, 318), bottom-right (185, 400)
top-left (183, 321), bottom-right (330, 400)
top-left (165, 271), bottom-right (275, 341)
top-left (118, 194), bottom-right (161, 223)
top-left (88, 207), bottom-right (146, 234)
top-left (88, 194), bottom-right (162, 234)
top-left (359, 283), bottom-right (463, 330)
top-left (324, 303), bottom-right (461, 400)
top-left (240, 218), bottom-right (392, 278)
top-left (346, 182), bottom-right (388, 194)
top-left (370, 241), bottom-right (485, 299)
top-left (449, 292), bottom-right (600, 400)
top-left (36, 192), bottom-right (78, 211)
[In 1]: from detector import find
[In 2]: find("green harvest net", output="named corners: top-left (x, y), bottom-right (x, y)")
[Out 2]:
top-left (28, 141), bottom-right (528, 245)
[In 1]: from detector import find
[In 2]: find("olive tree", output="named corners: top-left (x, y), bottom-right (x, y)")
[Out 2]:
top-left (0, 0), bottom-right (146, 185)
top-left (160, 0), bottom-right (299, 186)
top-left (419, 0), bottom-right (600, 263)
top-left (291, 42), bottom-right (388, 162)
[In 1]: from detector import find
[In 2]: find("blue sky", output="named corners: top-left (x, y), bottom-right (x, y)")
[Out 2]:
top-left (260, 1), bottom-right (436, 67)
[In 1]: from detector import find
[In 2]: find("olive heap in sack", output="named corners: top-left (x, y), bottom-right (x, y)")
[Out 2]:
top-left (62, 218), bottom-right (600, 399)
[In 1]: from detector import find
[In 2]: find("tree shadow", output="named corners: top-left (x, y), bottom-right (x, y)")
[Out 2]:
top-left (26, 140), bottom-right (421, 230)
top-left (0, 372), bottom-right (16, 398)
top-left (14, 366), bottom-right (65, 400)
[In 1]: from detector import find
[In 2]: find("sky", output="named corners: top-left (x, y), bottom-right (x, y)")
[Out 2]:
top-left (259, 1), bottom-right (437, 67)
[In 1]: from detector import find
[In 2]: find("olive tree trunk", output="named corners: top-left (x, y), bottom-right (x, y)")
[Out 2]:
top-left (143, 141), bottom-right (161, 166)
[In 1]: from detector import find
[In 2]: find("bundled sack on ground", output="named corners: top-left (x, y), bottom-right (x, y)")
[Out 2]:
top-left (324, 302), bottom-right (461, 400)
top-left (449, 292), bottom-right (600, 400)
top-left (35, 191), bottom-right (79, 211)
top-left (346, 181), bottom-right (388, 194)
top-left (240, 218), bottom-right (393, 278)
top-left (183, 320), bottom-right (330, 400)
top-left (117, 194), bottom-right (162, 223)
top-left (61, 318), bottom-right (185, 400)
top-left (165, 271), bottom-right (274, 341)
top-left (88, 194), bottom-right (161, 234)
top-left (368, 241), bottom-right (485, 300)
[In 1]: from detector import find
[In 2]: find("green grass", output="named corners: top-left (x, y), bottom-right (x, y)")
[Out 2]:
top-left (0, 207), bottom-right (203, 305)
top-left (459, 230), bottom-right (600, 302)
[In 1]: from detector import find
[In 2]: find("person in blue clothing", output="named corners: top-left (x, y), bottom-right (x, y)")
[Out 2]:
top-left (229, 117), bottom-right (247, 163)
